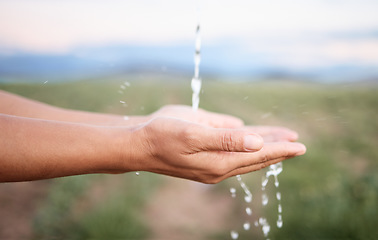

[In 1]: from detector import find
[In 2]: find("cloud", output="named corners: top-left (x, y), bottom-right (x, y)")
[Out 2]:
top-left (1, 0), bottom-right (378, 54)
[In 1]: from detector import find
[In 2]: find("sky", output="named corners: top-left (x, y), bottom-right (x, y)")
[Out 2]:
top-left (0, 0), bottom-right (378, 77)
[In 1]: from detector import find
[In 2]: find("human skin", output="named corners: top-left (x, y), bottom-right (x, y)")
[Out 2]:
top-left (0, 91), bottom-right (299, 142)
top-left (0, 91), bottom-right (306, 183)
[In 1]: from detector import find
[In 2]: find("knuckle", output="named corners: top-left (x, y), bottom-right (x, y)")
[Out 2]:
top-left (260, 152), bottom-right (269, 163)
top-left (221, 133), bottom-right (237, 152)
top-left (180, 127), bottom-right (198, 148)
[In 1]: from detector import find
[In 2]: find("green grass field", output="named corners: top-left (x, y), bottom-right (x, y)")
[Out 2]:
top-left (1, 76), bottom-right (377, 239)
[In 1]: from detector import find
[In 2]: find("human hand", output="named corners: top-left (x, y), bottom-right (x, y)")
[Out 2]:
top-left (122, 117), bottom-right (306, 184)
top-left (245, 126), bottom-right (299, 142)
top-left (148, 105), bottom-right (244, 128)
top-left (148, 105), bottom-right (298, 143)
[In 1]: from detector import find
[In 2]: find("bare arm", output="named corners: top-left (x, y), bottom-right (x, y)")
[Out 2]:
top-left (0, 113), bottom-right (125, 182)
top-left (0, 90), bottom-right (145, 126)
top-left (0, 90), bottom-right (243, 127)
top-left (0, 90), bottom-right (298, 142)
top-left (0, 114), bottom-right (306, 183)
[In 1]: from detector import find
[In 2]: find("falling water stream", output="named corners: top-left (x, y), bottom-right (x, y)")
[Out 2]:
top-left (189, 6), bottom-right (283, 240)
top-left (191, 7), bottom-right (202, 111)
top-left (259, 162), bottom-right (283, 239)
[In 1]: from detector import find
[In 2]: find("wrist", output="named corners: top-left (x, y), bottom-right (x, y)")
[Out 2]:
top-left (109, 124), bottom-right (147, 174)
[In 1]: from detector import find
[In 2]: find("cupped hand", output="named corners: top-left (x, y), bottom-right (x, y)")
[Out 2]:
top-left (148, 105), bottom-right (298, 142)
top-left (245, 126), bottom-right (299, 142)
top-left (148, 105), bottom-right (244, 128)
top-left (124, 117), bottom-right (306, 184)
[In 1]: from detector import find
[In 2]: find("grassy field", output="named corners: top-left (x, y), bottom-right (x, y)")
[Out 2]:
top-left (1, 76), bottom-right (377, 239)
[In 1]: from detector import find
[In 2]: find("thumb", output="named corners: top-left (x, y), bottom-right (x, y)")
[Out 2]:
top-left (198, 128), bottom-right (264, 152)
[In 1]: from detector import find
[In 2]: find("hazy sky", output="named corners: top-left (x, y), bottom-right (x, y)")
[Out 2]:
top-left (1, 0), bottom-right (378, 68)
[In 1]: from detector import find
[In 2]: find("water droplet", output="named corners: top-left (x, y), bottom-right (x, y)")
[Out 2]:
top-left (230, 188), bottom-right (236, 198)
top-left (262, 193), bottom-right (268, 206)
top-left (274, 175), bottom-right (279, 187)
top-left (236, 175), bottom-right (242, 181)
top-left (254, 221), bottom-right (259, 227)
top-left (261, 175), bottom-right (269, 190)
top-left (124, 81), bottom-right (130, 87)
top-left (258, 218), bottom-right (270, 237)
top-left (277, 215), bottom-right (283, 228)
top-left (244, 194), bottom-right (252, 203)
top-left (276, 192), bottom-right (281, 201)
top-left (243, 222), bottom-right (250, 230)
top-left (43, 80), bottom-right (48, 84)
top-left (135, 172), bottom-right (140, 176)
top-left (120, 85), bottom-right (126, 89)
top-left (246, 207), bottom-right (252, 215)
top-left (120, 100), bottom-right (126, 104)
top-left (230, 230), bottom-right (239, 239)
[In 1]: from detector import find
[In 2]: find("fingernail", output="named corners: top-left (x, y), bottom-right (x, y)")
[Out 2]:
top-left (294, 143), bottom-right (307, 156)
top-left (244, 135), bottom-right (264, 151)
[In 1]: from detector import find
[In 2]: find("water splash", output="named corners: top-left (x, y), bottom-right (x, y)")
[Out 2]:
top-left (236, 175), bottom-right (253, 203)
top-left (260, 162), bottom-right (284, 237)
top-left (259, 217), bottom-right (271, 238)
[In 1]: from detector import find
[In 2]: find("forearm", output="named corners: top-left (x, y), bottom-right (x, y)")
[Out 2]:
top-left (0, 114), bottom-right (131, 182)
top-left (0, 90), bottom-right (146, 126)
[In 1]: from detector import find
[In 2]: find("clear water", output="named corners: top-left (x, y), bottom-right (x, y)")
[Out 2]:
top-left (236, 175), bottom-right (253, 204)
top-left (230, 187), bottom-right (236, 198)
top-left (188, 6), bottom-right (284, 239)
top-left (243, 222), bottom-right (250, 230)
top-left (230, 230), bottom-right (239, 239)
top-left (258, 162), bottom-right (284, 238)
top-left (191, 10), bottom-right (202, 111)
top-left (231, 174), bottom-right (254, 238)
top-left (262, 192), bottom-right (269, 206)
top-left (259, 217), bottom-right (271, 238)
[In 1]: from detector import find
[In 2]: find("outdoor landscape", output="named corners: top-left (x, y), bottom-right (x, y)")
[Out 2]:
top-left (0, 75), bottom-right (377, 239)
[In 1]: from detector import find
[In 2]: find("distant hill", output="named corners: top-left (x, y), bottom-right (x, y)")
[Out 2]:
top-left (1, 43), bottom-right (378, 83)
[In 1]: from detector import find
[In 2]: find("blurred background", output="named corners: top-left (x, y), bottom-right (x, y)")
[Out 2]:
top-left (0, 0), bottom-right (377, 239)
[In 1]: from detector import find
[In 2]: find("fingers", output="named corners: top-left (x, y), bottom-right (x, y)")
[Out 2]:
top-left (200, 110), bottom-right (244, 128)
top-left (195, 127), bottom-right (264, 152)
top-left (207, 141), bottom-right (306, 172)
top-left (197, 141), bottom-right (306, 183)
top-left (244, 126), bottom-right (299, 142)
top-left (235, 142), bottom-right (306, 167)
top-left (218, 157), bottom-right (287, 183)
